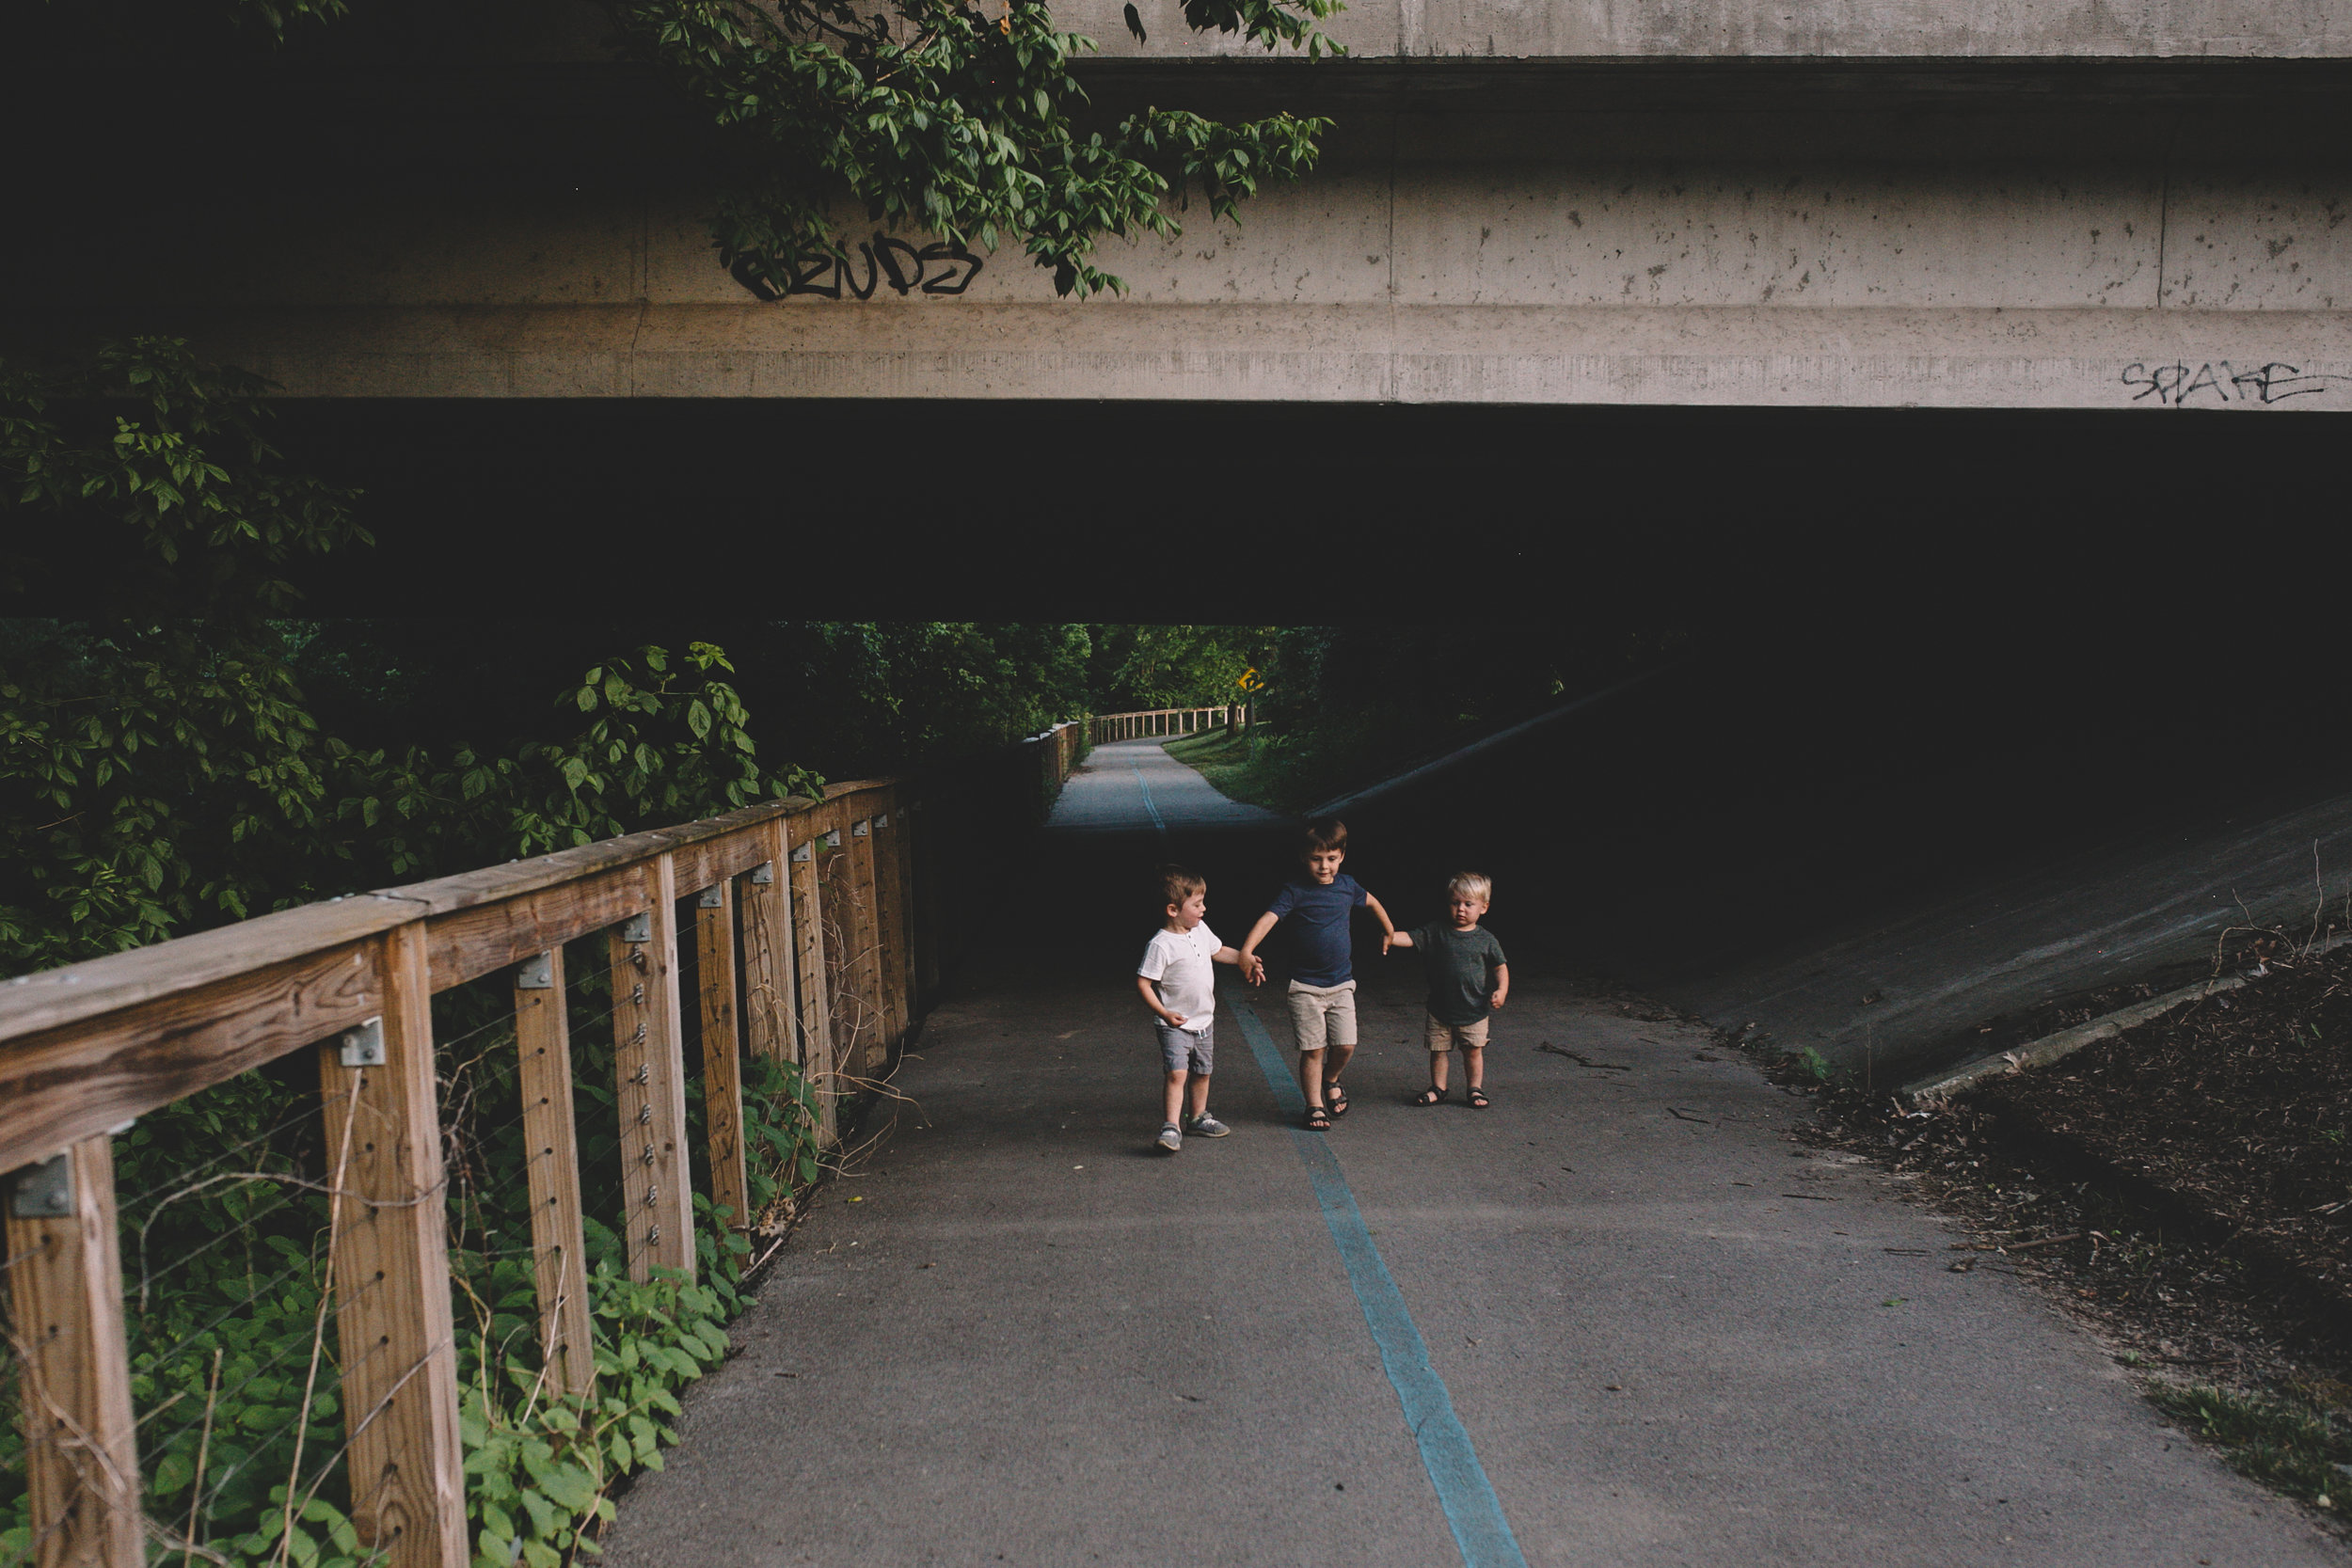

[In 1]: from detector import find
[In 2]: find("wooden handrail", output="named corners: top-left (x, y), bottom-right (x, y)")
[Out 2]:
top-left (0, 775), bottom-right (922, 1568)
top-left (0, 736), bottom-right (1092, 1568)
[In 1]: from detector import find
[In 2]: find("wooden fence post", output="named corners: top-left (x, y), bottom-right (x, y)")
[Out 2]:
top-left (318, 922), bottom-right (468, 1568)
top-left (740, 833), bottom-right (796, 1069)
top-left (882, 793), bottom-right (916, 1040)
top-left (513, 949), bottom-right (594, 1402)
top-left (609, 860), bottom-right (694, 1281)
top-left (694, 880), bottom-right (750, 1234)
top-left (6, 1134), bottom-right (141, 1568)
top-left (845, 814), bottom-right (886, 1079)
top-left (788, 814), bottom-right (840, 1148)
top-left (868, 800), bottom-right (905, 1056)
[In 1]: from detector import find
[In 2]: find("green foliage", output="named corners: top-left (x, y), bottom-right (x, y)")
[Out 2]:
top-left (1088, 625), bottom-right (1263, 712)
top-left (2148, 1384), bottom-right (2352, 1507)
top-left (612, 0), bottom-right (1338, 298)
top-left (771, 623), bottom-right (1098, 773)
top-left (1, 337), bottom-right (368, 617)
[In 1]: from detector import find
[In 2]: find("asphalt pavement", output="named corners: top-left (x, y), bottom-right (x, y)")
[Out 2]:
top-left (600, 738), bottom-right (2345, 1568)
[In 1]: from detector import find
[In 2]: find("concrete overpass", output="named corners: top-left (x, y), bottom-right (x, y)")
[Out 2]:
top-left (9, 1), bottom-right (2352, 409)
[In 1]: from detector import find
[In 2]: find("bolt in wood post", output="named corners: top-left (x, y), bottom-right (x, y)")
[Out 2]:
top-left (694, 880), bottom-right (750, 1234)
top-left (512, 949), bottom-right (594, 1402)
top-left (610, 860), bottom-right (694, 1281)
top-left (788, 813), bottom-right (839, 1148)
top-left (740, 828), bottom-right (798, 1069)
top-left (6, 1134), bottom-right (140, 1568)
top-left (318, 922), bottom-right (468, 1568)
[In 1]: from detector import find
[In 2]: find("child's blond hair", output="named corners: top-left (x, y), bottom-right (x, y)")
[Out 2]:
top-left (1446, 872), bottom-right (1492, 905)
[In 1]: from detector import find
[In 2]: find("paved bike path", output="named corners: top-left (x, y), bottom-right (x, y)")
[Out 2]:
top-left (603, 739), bottom-right (2342, 1568)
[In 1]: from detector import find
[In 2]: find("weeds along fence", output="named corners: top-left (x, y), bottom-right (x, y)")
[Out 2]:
top-left (0, 740), bottom-right (1087, 1568)
top-left (1089, 707), bottom-right (1246, 744)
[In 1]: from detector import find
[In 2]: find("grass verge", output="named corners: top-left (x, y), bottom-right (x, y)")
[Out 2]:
top-left (1162, 727), bottom-right (1285, 809)
top-left (2149, 1384), bottom-right (2352, 1511)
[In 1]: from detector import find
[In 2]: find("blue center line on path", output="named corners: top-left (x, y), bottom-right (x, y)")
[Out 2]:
top-left (1220, 976), bottom-right (1531, 1568)
top-left (1126, 758), bottom-right (1168, 835)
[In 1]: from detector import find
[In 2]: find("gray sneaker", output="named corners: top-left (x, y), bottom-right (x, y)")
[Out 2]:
top-left (1156, 1122), bottom-right (1184, 1153)
top-left (1184, 1112), bottom-right (1231, 1138)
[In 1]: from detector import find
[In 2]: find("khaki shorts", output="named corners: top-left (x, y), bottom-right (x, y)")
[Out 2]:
top-left (1287, 979), bottom-right (1359, 1052)
top-left (1424, 1013), bottom-right (1491, 1053)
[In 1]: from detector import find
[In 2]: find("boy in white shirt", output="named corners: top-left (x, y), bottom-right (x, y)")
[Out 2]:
top-left (1135, 864), bottom-right (1252, 1153)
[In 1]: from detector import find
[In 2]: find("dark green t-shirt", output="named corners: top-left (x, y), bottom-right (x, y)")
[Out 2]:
top-left (1409, 923), bottom-right (1507, 1025)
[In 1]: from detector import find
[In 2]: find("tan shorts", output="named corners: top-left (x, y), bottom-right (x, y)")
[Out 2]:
top-left (1287, 979), bottom-right (1359, 1052)
top-left (1424, 1013), bottom-right (1491, 1053)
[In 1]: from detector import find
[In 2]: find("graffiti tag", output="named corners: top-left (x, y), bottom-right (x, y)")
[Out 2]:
top-left (2121, 360), bottom-right (2341, 407)
top-left (731, 236), bottom-right (984, 302)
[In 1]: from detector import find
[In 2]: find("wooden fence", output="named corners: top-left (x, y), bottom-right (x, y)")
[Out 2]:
top-left (1089, 706), bottom-right (1249, 744)
top-left (0, 726), bottom-right (1090, 1567)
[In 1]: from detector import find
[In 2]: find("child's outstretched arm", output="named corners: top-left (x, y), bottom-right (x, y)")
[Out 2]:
top-left (1212, 944), bottom-right (1253, 979)
top-left (1363, 892), bottom-right (1398, 953)
top-left (1236, 911), bottom-right (1279, 984)
top-left (1387, 929), bottom-right (1416, 948)
top-left (1489, 962), bottom-right (1510, 1010)
top-left (1136, 974), bottom-right (1186, 1029)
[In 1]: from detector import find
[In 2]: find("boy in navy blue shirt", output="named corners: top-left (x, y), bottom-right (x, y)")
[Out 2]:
top-left (1238, 818), bottom-right (1395, 1131)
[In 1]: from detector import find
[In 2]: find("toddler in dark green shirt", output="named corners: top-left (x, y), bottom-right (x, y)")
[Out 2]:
top-left (1387, 872), bottom-right (1509, 1108)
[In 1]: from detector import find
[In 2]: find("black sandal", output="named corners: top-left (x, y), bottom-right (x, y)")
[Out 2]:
top-left (1467, 1086), bottom-right (1490, 1109)
top-left (1326, 1083), bottom-right (1350, 1119)
top-left (1303, 1103), bottom-right (1333, 1132)
top-left (1411, 1087), bottom-right (1444, 1106)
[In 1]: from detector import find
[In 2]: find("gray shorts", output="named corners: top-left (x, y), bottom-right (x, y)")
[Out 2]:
top-left (1156, 1021), bottom-right (1214, 1075)
top-left (1286, 979), bottom-right (1358, 1052)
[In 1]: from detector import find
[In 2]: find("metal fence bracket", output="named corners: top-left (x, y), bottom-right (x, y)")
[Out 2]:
top-left (9, 1152), bottom-right (72, 1218)
top-left (751, 862), bottom-right (775, 884)
top-left (338, 1016), bottom-right (386, 1068)
top-left (697, 886), bottom-right (724, 909)
top-left (516, 953), bottom-right (555, 990)
top-left (620, 912), bottom-right (652, 944)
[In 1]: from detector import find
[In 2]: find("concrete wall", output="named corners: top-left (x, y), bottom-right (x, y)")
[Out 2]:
top-left (10, 3), bottom-right (2352, 408)
top-left (1079, 0), bottom-right (2352, 60)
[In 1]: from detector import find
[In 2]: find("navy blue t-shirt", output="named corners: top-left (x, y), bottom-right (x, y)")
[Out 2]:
top-left (1265, 874), bottom-right (1369, 987)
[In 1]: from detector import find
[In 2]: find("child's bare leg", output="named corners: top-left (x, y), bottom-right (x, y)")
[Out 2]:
top-left (1323, 1039), bottom-right (1356, 1098)
top-left (1185, 1071), bottom-right (1211, 1119)
top-left (1429, 1049), bottom-right (1451, 1093)
top-left (1462, 1044), bottom-right (1485, 1091)
top-left (1162, 1068), bottom-right (1188, 1125)
top-left (1296, 1048), bottom-right (1327, 1110)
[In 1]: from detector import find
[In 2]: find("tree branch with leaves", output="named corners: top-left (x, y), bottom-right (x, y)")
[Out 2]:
top-left (612, 0), bottom-right (1341, 297)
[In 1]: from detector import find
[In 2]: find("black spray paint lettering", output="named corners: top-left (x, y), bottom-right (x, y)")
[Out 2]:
top-left (730, 236), bottom-right (984, 302)
top-left (2120, 360), bottom-right (2338, 406)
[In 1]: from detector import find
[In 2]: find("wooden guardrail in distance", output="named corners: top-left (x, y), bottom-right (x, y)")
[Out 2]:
top-left (1089, 706), bottom-right (1248, 744)
top-left (0, 781), bottom-right (933, 1568)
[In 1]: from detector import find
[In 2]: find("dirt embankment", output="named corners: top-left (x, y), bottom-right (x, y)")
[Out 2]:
top-left (1753, 936), bottom-right (2352, 1519)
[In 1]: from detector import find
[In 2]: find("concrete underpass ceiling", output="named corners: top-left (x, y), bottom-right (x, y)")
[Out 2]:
top-left (7, 2), bottom-right (2352, 411)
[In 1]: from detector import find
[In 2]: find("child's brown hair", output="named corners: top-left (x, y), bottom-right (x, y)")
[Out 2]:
top-left (1301, 817), bottom-right (1348, 857)
top-left (1158, 863), bottom-right (1206, 911)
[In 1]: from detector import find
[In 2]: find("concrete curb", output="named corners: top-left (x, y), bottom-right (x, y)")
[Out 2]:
top-left (1901, 929), bottom-right (2352, 1103)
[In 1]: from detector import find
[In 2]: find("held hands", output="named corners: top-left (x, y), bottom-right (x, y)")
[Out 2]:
top-left (1240, 953), bottom-right (1266, 985)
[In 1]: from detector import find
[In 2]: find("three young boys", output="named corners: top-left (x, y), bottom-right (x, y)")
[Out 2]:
top-left (1134, 818), bottom-right (1508, 1148)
